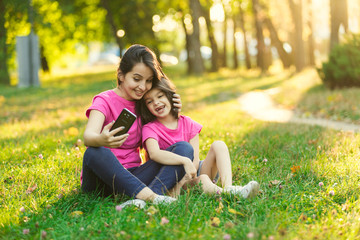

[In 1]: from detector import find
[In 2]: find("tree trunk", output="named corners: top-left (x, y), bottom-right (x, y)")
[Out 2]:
top-left (239, 3), bottom-right (251, 69)
top-left (263, 17), bottom-right (292, 68)
top-left (330, 0), bottom-right (348, 50)
top-left (222, 4), bottom-right (228, 68)
top-left (0, 0), bottom-right (10, 85)
top-left (201, 3), bottom-right (219, 72)
top-left (181, 13), bottom-right (193, 75)
top-left (288, 0), bottom-right (305, 72)
top-left (189, 0), bottom-right (205, 75)
top-left (100, 0), bottom-right (124, 57)
top-left (232, 15), bottom-right (238, 69)
top-left (252, 0), bottom-right (267, 72)
top-left (40, 45), bottom-right (50, 73)
top-left (307, 0), bottom-right (315, 66)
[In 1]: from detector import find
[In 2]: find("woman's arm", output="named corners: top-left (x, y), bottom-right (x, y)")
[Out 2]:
top-left (189, 134), bottom-right (200, 170)
top-left (145, 138), bottom-right (197, 179)
top-left (83, 110), bottom-right (129, 148)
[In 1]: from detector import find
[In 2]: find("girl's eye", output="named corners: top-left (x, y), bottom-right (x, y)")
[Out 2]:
top-left (134, 78), bottom-right (140, 81)
top-left (158, 94), bottom-right (164, 98)
top-left (146, 100), bottom-right (152, 105)
top-left (146, 79), bottom-right (153, 83)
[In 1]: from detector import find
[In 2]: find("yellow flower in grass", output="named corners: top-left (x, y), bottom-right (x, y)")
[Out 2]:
top-left (65, 127), bottom-right (79, 136)
top-left (291, 165), bottom-right (301, 173)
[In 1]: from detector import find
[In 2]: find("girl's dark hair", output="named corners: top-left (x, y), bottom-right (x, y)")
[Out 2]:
top-left (117, 44), bottom-right (165, 86)
top-left (136, 77), bottom-right (179, 125)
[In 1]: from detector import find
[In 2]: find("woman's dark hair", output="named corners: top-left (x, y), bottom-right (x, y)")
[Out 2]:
top-left (117, 44), bottom-right (165, 86)
top-left (136, 77), bottom-right (179, 125)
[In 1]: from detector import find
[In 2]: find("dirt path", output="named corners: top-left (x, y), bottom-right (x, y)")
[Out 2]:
top-left (238, 91), bottom-right (360, 132)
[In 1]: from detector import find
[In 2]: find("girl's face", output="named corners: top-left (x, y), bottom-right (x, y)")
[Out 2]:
top-left (144, 88), bottom-right (172, 119)
top-left (118, 63), bottom-right (154, 101)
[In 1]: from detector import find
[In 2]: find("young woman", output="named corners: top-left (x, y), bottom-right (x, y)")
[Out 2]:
top-left (82, 44), bottom-right (194, 208)
top-left (137, 77), bottom-right (260, 198)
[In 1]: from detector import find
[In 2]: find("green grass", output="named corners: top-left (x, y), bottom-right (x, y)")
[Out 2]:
top-left (1, 66), bottom-right (360, 239)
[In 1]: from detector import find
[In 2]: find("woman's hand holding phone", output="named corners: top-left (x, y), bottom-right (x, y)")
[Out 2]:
top-left (100, 121), bottom-right (129, 148)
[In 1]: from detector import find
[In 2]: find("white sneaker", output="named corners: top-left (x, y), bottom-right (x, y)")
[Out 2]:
top-left (226, 181), bottom-right (260, 198)
top-left (118, 199), bottom-right (146, 209)
top-left (153, 195), bottom-right (177, 205)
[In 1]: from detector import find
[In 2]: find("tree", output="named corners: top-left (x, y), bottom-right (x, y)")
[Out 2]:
top-left (189, 0), bottom-right (205, 74)
top-left (0, 0), bottom-right (10, 85)
top-left (288, 0), bottom-right (305, 72)
top-left (263, 17), bottom-right (292, 68)
top-left (306, 0), bottom-right (315, 66)
top-left (100, 0), bottom-right (124, 56)
top-left (221, 1), bottom-right (228, 68)
top-left (330, 0), bottom-right (348, 50)
top-left (252, 0), bottom-right (267, 72)
top-left (232, 14), bottom-right (238, 69)
top-left (200, 0), bottom-right (219, 72)
top-left (180, 12), bottom-right (193, 74)
top-left (238, 0), bottom-right (251, 69)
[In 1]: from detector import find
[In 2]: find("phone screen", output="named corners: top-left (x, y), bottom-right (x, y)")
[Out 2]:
top-left (110, 108), bottom-right (137, 136)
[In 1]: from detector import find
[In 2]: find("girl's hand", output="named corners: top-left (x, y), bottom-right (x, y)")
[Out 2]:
top-left (183, 159), bottom-right (197, 180)
top-left (172, 93), bottom-right (182, 112)
top-left (100, 121), bottom-right (129, 148)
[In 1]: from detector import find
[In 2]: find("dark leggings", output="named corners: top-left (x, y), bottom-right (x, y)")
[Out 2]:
top-left (81, 141), bottom-right (194, 197)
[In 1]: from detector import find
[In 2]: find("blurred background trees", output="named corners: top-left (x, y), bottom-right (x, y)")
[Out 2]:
top-left (0, 0), bottom-right (359, 87)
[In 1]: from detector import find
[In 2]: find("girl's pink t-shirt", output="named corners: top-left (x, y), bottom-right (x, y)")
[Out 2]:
top-left (142, 115), bottom-right (202, 150)
top-left (86, 90), bottom-right (142, 169)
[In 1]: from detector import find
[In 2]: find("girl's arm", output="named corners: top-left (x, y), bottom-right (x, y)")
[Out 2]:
top-left (189, 134), bottom-right (201, 170)
top-left (83, 110), bottom-right (129, 148)
top-left (145, 138), bottom-right (197, 179)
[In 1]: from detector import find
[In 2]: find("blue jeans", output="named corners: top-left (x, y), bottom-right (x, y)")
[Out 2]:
top-left (81, 141), bottom-right (194, 197)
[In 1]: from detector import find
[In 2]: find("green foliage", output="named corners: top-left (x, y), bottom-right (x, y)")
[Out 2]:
top-left (319, 34), bottom-right (360, 89)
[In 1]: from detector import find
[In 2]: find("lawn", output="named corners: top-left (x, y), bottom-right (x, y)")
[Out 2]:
top-left (0, 65), bottom-right (360, 239)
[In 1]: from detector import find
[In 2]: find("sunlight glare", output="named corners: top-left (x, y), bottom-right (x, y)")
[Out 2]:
top-left (116, 29), bottom-right (125, 38)
top-left (210, 3), bottom-right (224, 22)
top-left (152, 15), bottom-right (178, 33)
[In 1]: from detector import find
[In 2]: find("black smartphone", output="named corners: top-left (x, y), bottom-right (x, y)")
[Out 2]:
top-left (110, 108), bottom-right (137, 137)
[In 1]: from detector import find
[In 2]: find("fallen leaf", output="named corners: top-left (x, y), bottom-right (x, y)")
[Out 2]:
top-left (211, 217), bottom-right (220, 227)
top-left (270, 180), bottom-right (280, 186)
top-left (147, 206), bottom-right (158, 216)
top-left (228, 208), bottom-right (244, 216)
top-left (71, 211), bottom-right (83, 217)
top-left (215, 202), bottom-right (224, 213)
top-left (26, 184), bottom-right (37, 194)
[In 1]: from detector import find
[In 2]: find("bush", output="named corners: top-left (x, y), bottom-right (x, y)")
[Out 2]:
top-left (318, 34), bottom-right (360, 89)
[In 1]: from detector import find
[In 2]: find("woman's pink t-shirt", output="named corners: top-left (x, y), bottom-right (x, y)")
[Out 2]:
top-left (142, 115), bottom-right (202, 150)
top-left (86, 90), bottom-right (142, 169)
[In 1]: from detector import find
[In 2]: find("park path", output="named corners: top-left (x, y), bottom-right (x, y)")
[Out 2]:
top-left (238, 90), bottom-right (360, 132)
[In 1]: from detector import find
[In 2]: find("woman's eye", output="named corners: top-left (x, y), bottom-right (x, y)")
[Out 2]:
top-left (146, 79), bottom-right (153, 83)
top-left (158, 94), bottom-right (164, 98)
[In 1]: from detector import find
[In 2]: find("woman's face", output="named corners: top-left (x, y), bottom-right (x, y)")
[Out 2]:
top-left (118, 63), bottom-right (154, 101)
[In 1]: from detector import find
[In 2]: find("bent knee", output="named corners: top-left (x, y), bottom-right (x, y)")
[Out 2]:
top-left (211, 140), bottom-right (228, 151)
top-left (172, 141), bottom-right (194, 160)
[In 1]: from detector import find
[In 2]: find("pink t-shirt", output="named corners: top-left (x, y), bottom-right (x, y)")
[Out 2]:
top-left (142, 115), bottom-right (202, 150)
top-left (86, 90), bottom-right (142, 169)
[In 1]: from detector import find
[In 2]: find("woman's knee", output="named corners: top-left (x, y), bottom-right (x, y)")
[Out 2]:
top-left (83, 147), bottom-right (111, 163)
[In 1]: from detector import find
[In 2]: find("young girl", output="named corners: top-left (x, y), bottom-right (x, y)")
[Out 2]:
top-left (82, 44), bottom-right (193, 208)
top-left (138, 77), bottom-right (260, 198)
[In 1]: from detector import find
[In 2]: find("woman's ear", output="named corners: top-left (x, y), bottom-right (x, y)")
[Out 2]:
top-left (117, 71), bottom-right (124, 84)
